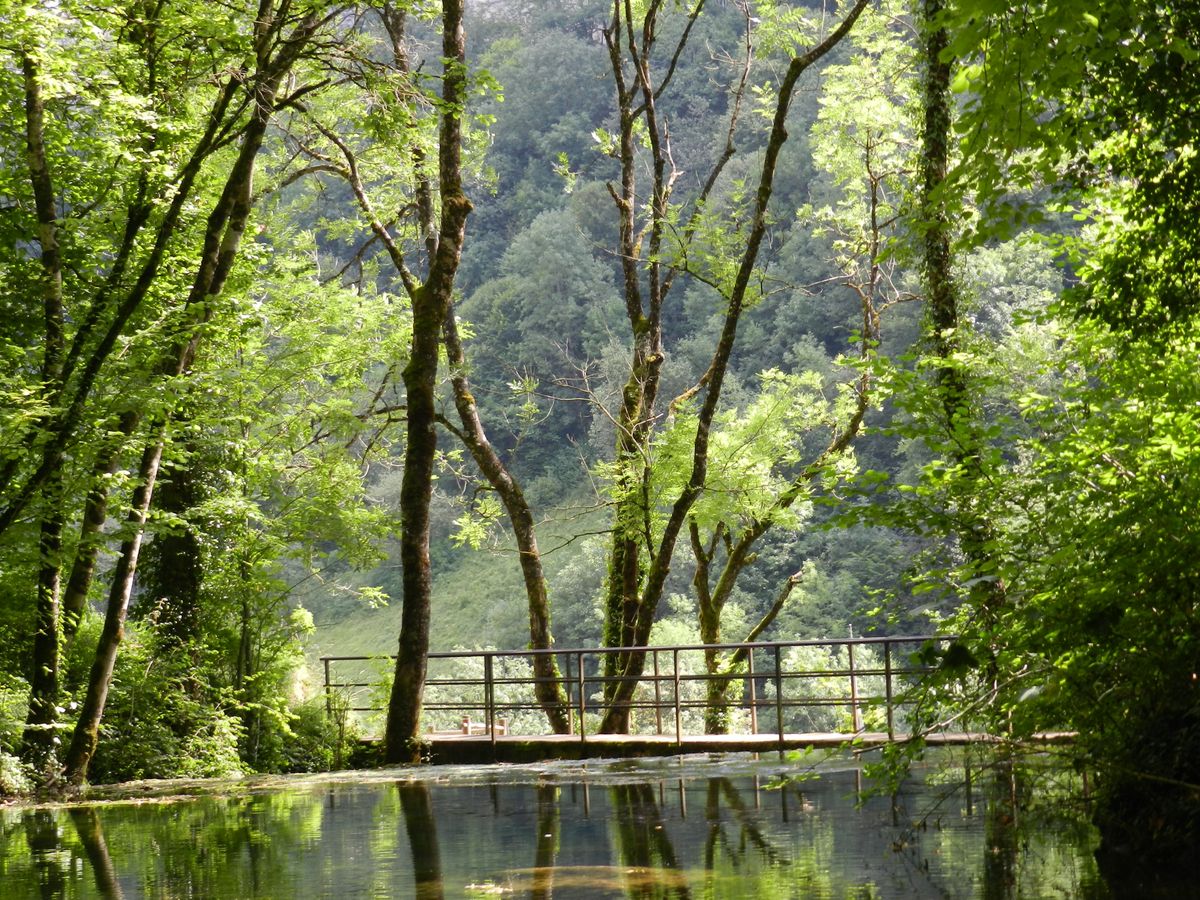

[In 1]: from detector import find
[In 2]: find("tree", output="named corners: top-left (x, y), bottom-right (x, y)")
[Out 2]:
top-left (380, 0), bottom-right (473, 761)
top-left (1, 0), bottom-right (349, 783)
top-left (890, 0), bottom-right (1200, 864)
top-left (593, 0), bottom-right (869, 732)
top-left (62, 0), bottom-right (346, 784)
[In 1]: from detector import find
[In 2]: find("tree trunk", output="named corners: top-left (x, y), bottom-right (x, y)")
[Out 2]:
top-left (19, 49), bottom-right (67, 769)
top-left (59, 8), bottom-right (325, 782)
top-left (61, 411), bottom-right (139, 647)
top-left (920, 0), bottom-right (1006, 625)
top-left (139, 452), bottom-right (202, 646)
top-left (383, 0), bottom-right (472, 761)
top-left (63, 438), bottom-right (164, 783)
top-left (442, 311), bottom-right (570, 733)
top-left (384, 282), bottom-right (441, 759)
top-left (21, 499), bottom-right (63, 767)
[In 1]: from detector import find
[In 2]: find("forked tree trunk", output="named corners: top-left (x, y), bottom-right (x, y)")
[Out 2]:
top-left (596, 0), bottom-right (869, 732)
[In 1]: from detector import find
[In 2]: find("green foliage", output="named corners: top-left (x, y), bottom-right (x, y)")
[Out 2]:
top-left (0, 674), bottom-right (28, 766)
top-left (945, 0), bottom-right (1200, 335)
top-left (654, 369), bottom-right (837, 535)
top-left (85, 625), bottom-right (245, 783)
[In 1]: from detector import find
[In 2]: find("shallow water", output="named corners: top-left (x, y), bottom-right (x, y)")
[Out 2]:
top-left (0, 751), bottom-right (1111, 898)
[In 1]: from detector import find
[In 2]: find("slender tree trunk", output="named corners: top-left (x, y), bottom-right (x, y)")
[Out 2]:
top-left (61, 411), bottom-right (140, 647)
top-left (63, 437), bottom-right (164, 783)
top-left (691, 521), bottom-right (732, 734)
top-left (20, 49), bottom-right (66, 768)
top-left (22, 498), bottom-right (63, 766)
top-left (919, 0), bottom-right (1006, 626)
top-left (384, 282), bottom-right (441, 757)
top-left (442, 311), bottom-right (570, 733)
top-left (598, 3), bottom-right (670, 732)
top-left (383, 0), bottom-right (471, 761)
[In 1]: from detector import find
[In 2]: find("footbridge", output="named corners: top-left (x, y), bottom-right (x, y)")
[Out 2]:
top-left (319, 635), bottom-right (1031, 763)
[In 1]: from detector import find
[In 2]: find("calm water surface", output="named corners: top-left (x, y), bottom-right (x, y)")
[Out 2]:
top-left (0, 751), bottom-right (1112, 898)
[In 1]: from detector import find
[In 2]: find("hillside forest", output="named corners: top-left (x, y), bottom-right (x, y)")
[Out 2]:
top-left (1, 0), bottom-right (1197, 862)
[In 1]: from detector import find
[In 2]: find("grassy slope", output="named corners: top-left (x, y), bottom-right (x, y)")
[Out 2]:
top-left (309, 496), bottom-right (608, 663)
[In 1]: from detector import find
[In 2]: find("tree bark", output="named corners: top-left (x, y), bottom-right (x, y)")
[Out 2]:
top-left (442, 311), bottom-right (570, 733)
top-left (62, 438), bottom-right (165, 783)
top-left (20, 50), bottom-right (66, 767)
top-left (383, 0), bottom-right (472, 761)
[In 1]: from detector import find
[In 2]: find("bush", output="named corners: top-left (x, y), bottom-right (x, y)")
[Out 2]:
top-left (261, 698), bottom-right (357, 774)
top-left (0, 749), bottom-right (31, 796)
top-left (84, 625), bottom-right (245, 783)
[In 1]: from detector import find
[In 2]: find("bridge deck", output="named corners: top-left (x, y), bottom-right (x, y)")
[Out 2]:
top-left (417, 731), bottom-right (1073, 764)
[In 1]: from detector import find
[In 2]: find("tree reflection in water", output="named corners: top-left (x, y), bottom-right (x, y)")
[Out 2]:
top-left (532, 783), bottom-right (560, 900)
top-left (611, 782), bottom-right (692, 899)
top-left (0, 753), bottom-right (1117, 898)
top-left (69, 807), bottom-right (124, 899)
top-left (398, 781), bottom-right (443, 900)
top-left (23, 809), bottom-right (66, 900)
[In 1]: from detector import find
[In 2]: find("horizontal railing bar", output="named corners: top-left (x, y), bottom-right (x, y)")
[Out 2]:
top-left (318, 634), bottom-right (948, 664)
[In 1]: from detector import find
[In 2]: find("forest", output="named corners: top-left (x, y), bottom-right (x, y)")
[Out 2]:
top-left (0, 0), bottom-right (1196, 866)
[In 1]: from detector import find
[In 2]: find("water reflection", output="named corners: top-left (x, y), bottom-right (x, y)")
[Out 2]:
top-left (611, 783), bottom-right (689, 898)
top-left (531, 784), bottom-right (559, 900)
top-left (23, 809), bottom-right (67, 899)
top-left (68, 808), bottom-right (122, 899)
top-left (0, 753), bottom-right (1115, 899)
top-left (399, 783), bottom-right (442, 899)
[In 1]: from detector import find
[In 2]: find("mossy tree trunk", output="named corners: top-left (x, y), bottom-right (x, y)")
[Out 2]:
top-left (383, 0), bottom-right (472, 762)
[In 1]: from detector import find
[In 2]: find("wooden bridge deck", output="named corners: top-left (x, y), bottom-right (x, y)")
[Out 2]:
top-left (416, 730), bottom-right (1073, 765)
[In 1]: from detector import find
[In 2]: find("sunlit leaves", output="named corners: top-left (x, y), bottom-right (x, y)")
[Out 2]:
top-left (653, 369), bottom-right (839, 534)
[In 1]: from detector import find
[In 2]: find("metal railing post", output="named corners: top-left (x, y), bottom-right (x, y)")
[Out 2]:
top-left (485, 653), bottom-right (496, 746)
top-left (653, 650), bottom-right (663, 735)
top-left (847, 641), bottom-right (862, 732)
top-left (322, 657), bottom-right (332, 720)
top-left (673, 648), bottom-right (682, 744)
top-left (578, 650), bottom-right (586, 742)
top-left (884, 640), bottom-right (895, 740)
top-left (774, 644), bottom-right (784, 746)
top-left (748, 649), bottom-right (758, 735)
top-left (564, 652), bottom-right (574, 735)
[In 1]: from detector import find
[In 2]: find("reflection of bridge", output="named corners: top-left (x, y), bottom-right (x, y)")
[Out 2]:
top-left (320, 635), bottom-right (1021, 762)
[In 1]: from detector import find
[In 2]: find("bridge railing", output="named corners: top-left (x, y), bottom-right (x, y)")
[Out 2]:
top-left (320, 635), bottom-right (953, 744)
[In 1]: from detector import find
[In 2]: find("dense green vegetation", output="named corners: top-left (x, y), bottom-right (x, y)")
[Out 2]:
top-left (0, 0), bottom-right (1196, 866)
